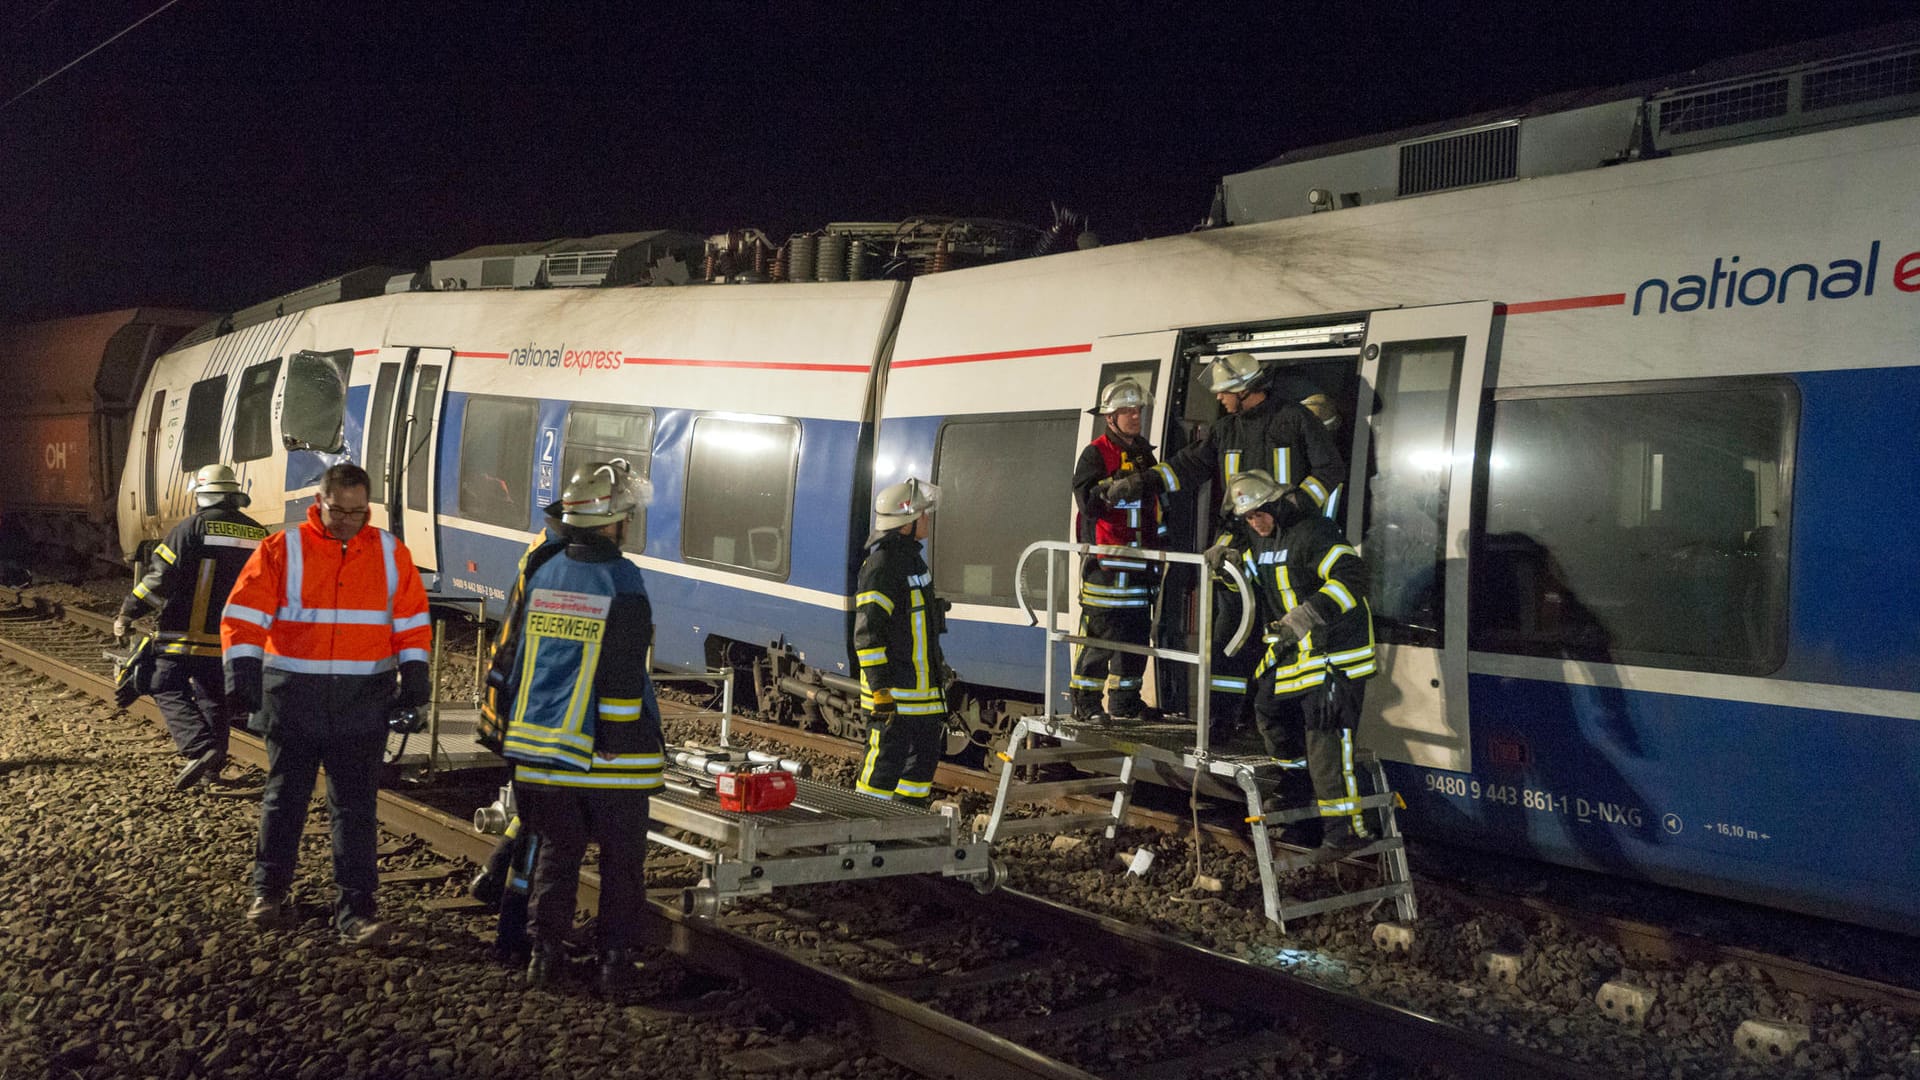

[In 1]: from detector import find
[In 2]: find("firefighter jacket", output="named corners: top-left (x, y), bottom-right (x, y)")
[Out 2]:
top-left (853, 531), bottom-right (948, 716)
top-left (221, 504), bottom-right (432, 743)
top-left (1152, 394), bottom-right (1346, 523)
top-left (478, 505), bottom-right (567, 754)
top-left (498, 532), bottom-right (663, 791)
top-left (1236, 513), bottom-right (1377, 696)
top-left (120, 501), bottom-right (268, 658)
top-left (1071, 430), bottom-right (1167, 609)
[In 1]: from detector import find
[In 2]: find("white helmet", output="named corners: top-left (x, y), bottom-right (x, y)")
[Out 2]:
top-left (1300, 392), bottom-right (1339, 429)
top-left (1206, 351), bottom-right (1268, 395)
top-left (560, 459), bottom-right (648, 526)
top-left (193, 464), bottom-right (249, 508)
top-left (1225, 469), bottom-right (1291, 518)
top-left (1090, 377), bottom-right (1152, 416)
top-left (873, 478), bottom-right (939, 531)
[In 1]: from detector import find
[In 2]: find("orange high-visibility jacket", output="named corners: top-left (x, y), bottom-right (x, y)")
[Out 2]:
top-left (221, 503), bottom-right (431, 741)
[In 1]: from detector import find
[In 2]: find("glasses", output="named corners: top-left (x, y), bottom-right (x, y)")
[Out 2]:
top-left (321, 501), bottom-right (370, 519)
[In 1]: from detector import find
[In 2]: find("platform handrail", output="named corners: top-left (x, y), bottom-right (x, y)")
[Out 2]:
top-left (1012, 540), bottom-right (1253, 756)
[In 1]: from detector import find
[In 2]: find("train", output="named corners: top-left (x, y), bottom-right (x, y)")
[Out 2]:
top-left (101, 27), bottom-right (1920, 934)
top-left (0, 308), bottom-right (207, 574)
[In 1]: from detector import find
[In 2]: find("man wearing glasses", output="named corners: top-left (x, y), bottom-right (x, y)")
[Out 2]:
top-left (222, 463), bottom-right (434, 948)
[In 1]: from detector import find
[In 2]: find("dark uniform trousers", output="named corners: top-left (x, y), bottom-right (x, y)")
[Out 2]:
top-left (860, 714), bottom-right (943, 805)
top-left (252, 728), bottom-right (386, 920)
top-left (1071, 604), bottom-right (1152, 716)
top-left (1209, 582), bottom-right (1256, 737)
top-left (518, 785), bottom-right (650, 951)
top-left (152, 655), bottom-right (239, 760)
top-left (1253, 669), bottom-right (1369, 836)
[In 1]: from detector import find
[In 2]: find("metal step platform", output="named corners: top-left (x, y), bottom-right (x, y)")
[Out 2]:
top-left (988, 539), bottom-right (1419, 932)
top-left (653, 744), bottom-right (1002, 917)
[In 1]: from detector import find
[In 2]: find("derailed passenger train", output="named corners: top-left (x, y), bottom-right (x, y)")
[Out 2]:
top-left (116, 36), bottom-right (1920, 933)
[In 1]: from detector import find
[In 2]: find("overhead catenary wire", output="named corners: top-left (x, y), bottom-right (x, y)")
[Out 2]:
top-left (0, 0), bottom-right (185, 116)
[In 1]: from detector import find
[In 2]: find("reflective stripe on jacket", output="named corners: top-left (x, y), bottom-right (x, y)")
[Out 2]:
top-left (1240, 515), bottom-right (1376, 694)
top-left (500, 533), bottom-right (663, 790)
top-left (1072, 432), bottom-right (1165, 608)
top-left (220, 503), bottom-right (431, 740)
top-left (121, 505), bottom-right (267, 657)
top-left (853, 532), bottom-right (947, 715)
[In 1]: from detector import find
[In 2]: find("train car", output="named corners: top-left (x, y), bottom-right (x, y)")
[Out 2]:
top-left (0, 308), bottom-right (207, 572)
top-left (118, 31), bottom-right (1919, 932)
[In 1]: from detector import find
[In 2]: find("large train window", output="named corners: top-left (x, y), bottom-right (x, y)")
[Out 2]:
top-left (456, 395), bottom-right (536, 529)
top-left (179, 375), bottom-right (228, 471)
top-left (231, 359), bottom-right (281, 462)
top-left (563, 406), bottom-right (653, 553)
top-left (682, 414), bottom-right (798, 580)
top-left (931, 411), bottom-right (1078, 607)
top-left (1470, 379), bottom-right (1795, 675)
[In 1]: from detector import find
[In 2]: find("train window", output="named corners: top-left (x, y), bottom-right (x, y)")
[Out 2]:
top-left (364, 363), bottom-right (400, 501)
top-left (932, 412), bottom-right (1078, 607)
top-left (404, 365), bottom-right (441, 513)
top-left (1470, 381), bottom-right (1795, 675)
top-left (231, 359), bottom-right (281, 463)
top-left (563, 405), bottom-right (654, 553)
top-left (1361, 340), bottom-right (1463, 648)
top-left (683, 415), bottom-right (798, 579)
top-left (456, 395), bottom-right (536, 529)
top-left (142, 389), bottom-right (165, 517)
top-left (179, 375), bottom-right (228, 471)
top-left (282, 350), bottom-right (350, 454)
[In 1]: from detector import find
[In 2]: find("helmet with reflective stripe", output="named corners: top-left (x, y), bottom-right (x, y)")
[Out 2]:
top-left (193, 464), bottom-right (249, 508)
top-left (873, 478), bottom-right (938, 530)
top-left (1090, 377), bottom-right (1152, 415)
top-left (561, 459), bottom-right (647, 526)
top-left (1225, 469), bottom-right (1291, 518)
top-left (1206, 351), bottom-right (1268, 395)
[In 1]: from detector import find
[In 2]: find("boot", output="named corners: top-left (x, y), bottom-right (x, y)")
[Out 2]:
top-left (468, 867), bottom-right (504, 908)
top-left (1319, 816), bottom-right (1371, 852)
top-left (245, 893), bottom-right (289, 931)
top-left (597, 948), bottom-right (642, 998)
top-left (1068, 692), bottom-right (1105, 724)
top-left (174, 749), bottom-right (224, 791)
top-left (527, 943), bottom-right (565, 988)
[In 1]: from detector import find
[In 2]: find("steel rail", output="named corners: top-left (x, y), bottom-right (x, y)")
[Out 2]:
top-left (0, 601), bottom-right (1097, 1080)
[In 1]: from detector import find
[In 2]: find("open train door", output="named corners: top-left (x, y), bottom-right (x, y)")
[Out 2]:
top-left (362, 346), bottom-right (451, 574)
top-left (1348, 302), bottom-right (1494, 774)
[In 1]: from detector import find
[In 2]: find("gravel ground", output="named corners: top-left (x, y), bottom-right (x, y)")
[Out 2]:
top-left (660, 710), bottom-right (1920, 1080)
top-left (0, 660), bottom-right (907, 1080)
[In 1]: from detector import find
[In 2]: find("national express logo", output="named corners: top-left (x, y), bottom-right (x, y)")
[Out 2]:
top-left (1633, 241), bottom-right (1920, 316)
top-left (506, 342), bottom-right (625, 372)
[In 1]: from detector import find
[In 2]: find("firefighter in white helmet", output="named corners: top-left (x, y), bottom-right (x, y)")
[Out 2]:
top-left (853, 478), bottom-right (949, 805)
top-left (1213, 469), bottom-right (1377, 850)
top-left (1070, 378), bottom-right (1167, 723)
top-left (115, 463), bottom-right (268, 791)
top-left (496, 460), bottom-right (663, 996)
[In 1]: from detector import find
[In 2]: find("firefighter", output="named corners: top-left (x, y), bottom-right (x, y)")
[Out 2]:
top-left (497, 461), bottom-right (663, 996)
top-left (471, 493), bottom-right (572, 963)
top-left (1071, 378), bottom-right (1166, 723)
top-left (1216, 469), bottom-right (1377, 850)
top-left (222, 463), bottom-right (433, 948)
top-left (853, 478), bottom-right (948, 805)
top-left (114, 464), bottom-right (268, 790)
top-left (1104, 352), bottom-right (1345, 739)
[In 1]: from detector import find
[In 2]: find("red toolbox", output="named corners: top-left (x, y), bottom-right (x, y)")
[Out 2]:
top-left (716, 769), bottom-right (797, 812)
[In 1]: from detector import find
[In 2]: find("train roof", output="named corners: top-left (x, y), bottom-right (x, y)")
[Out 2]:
top-left (1222, 18), bottom-right (1920, 224)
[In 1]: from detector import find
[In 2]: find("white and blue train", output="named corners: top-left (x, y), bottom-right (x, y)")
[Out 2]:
top-left (116, 35), bottom-right (1920, 933)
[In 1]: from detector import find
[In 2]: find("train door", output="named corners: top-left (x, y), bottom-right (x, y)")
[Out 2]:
top-left (362, 346), bottom-right (452, 571)
top-left (1347, 301), bottom-right (1495, 773)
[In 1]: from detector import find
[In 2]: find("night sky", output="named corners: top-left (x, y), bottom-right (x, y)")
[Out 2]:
top-left (2, 1), bottom-right (1912, 322)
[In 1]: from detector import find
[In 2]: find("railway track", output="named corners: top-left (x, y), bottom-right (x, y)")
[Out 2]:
top-left (4, 591), bottom-right (1912, 1076)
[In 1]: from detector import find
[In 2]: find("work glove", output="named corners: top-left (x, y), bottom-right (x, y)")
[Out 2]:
top-left (866, 690), bottom-right (897, 727)
top-left (1202, 543), bottom-right (1236, 573)
top-left (1265, 603), bottom-right (1326, 649)
top-left (225, 657), bottom-right (264, 715)
top-left (1101, 472), bottom-right (1148, 504)
top-left (398, 661), bottom-right (433, 709)
top-left (112, 615), bottom-right (131, 643)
